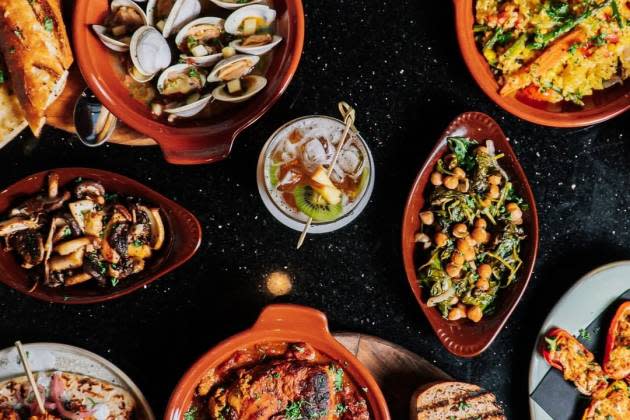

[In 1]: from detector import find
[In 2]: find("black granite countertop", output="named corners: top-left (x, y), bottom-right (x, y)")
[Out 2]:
top-left (0, 0), bottom-right (629, 419)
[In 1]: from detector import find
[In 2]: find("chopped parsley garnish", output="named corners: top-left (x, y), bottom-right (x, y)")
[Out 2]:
top-left (133, 239), bottom-right (143, 247)
top-left (0, 70), bottom-right (4, 84)
top-left (577, 328), bottom-right (591, 342)
top-left (86, 397), bottom-right (98, 409)
top-left (272, 372), bottom-right (281, 379)
top-left (590, 33), bottom-right (607, 47)
top-left (183, 406), bottom-right (197, 420)
top-left (329, 364), bottom-right (344, 392)
top-left (110, 277), bottom-right (119, 287)
top-left (188, 68), bottom-right (200, 78)
top-left (44, 17), bottom-right (54, 32)
top-left (545, 336), bottom-right (558, 352)
top-left (458, 401), bottom-right (470, 411)
top-left (285, 401), bottom-right (303, 420)
top-left (335, 403), bottom-right (347, 415)
top-left (63, 226), bottom-right (72, 237)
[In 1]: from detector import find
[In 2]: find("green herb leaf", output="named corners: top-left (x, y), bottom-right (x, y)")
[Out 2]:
top-left (110, 277), bottom-right (119, 287)
top-left (183, 406), bottom-right (197, 420)
top-left (577, 328), bottom-right (591, 342)
top-left (458, 401), bottom-right (470, 411)
top-left (335, 403), bottom-right (347, 415)
top-left (285, 400), bottom-right (303, 420)
top-left (447, 136), bottom-right (477, 172)
top-left (329, 364), bottom-right (344, 392)
top-left (0, 70), bottom-right (4, 84)
top-left (44, 17), bottom-right (54, 32)
top-left (545, 1), bottom-right (570, 21)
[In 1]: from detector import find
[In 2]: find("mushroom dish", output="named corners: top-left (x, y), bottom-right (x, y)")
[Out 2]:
top-left (0, 172), bottom-right (166, 289)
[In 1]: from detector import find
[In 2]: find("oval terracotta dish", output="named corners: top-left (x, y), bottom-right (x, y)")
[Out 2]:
top-left (0, 168), bottom-right (202, 304)
top-left (165, 304), bottom-right (391, 419)
top-left (73, 0), bottom-right (305, 165)
top-left (401, 112), bottom-right (539, 357)
top-left (454, 0), bottom-right (629, 127)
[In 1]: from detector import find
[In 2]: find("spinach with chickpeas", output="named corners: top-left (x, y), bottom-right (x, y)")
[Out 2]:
top-left (415, 136), bottom-right (527, 323)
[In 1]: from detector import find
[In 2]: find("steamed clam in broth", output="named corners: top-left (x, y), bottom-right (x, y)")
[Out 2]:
top-left (225, 4), bottom-right (283, 56)
top-left (94, 0), bottom-right (278, 123)
top-left (92, 0), bottom-right (148, 52)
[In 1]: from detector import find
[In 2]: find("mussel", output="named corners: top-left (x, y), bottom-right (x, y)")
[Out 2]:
top-left (92, 0), bottom-right (148, 52)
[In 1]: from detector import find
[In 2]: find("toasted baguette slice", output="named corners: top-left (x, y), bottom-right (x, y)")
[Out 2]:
top-left (410, 381), bottom-right (506, 420)
top-left (0, 82), bottom-right (27, 149)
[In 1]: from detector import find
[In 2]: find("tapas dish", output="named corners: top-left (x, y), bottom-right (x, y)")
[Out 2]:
top-left (529, 261), bottom-right (630, 420)
top-left (402, 112), bottom-right (538, 357)
top-left (414, 136), bottom-right (527, 323)
top-left (0, 342), bottom-right (154, 419)
top-left (0, 168), bottom-right (201, 304)
top-left (0, 0), bottom-right (73, 141)
top-left (475, 0), bottom-right (629, 106)
top-left (411, 381), bottom-right (506, 420)
top-left (0, 172), bottom-right (166, 290)
top-left (257, 115), bottom-right (375, 233)
top-left (74, 0), bottom-right (305, 164)
top-left (165, 304), bottom-right (391, 420)
top-left (92, 1), bottom-right (281, 123)
top-left (455, 0), bottom-right (630, 127)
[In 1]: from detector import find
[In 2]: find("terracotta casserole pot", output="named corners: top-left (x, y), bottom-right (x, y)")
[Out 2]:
top-left (73, 0), bottom-right (305, 164)
top-left (402, 112), bottom-right (539, 357)
top-left (165, 304), bottom-right (391, 419)
top-left (454, 0), bottom-right (630, 127)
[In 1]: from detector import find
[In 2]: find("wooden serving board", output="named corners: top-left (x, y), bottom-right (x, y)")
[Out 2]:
top-left (333, 333), bottom-right (451, 419)
top-left (45, 66), bottom-right (157, 146)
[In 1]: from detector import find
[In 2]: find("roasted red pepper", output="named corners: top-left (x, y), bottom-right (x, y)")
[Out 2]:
top-left (582, 381), bottom-right (630, 420)
top-left (541, 328), bottom-right (608, 397)
top-left (603, 301), bottom-right (630, 380)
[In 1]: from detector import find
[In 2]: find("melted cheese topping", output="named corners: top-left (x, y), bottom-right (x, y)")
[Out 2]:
top-left (606, 311), bottom-right (630, 378)
top-left (552, 334), bottom-right (607, 396)
top-left (584, 383), bottom-right (630, 420)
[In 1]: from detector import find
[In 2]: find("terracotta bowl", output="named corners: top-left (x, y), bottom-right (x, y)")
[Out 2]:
top-left (401, 112), bottom-right (539, 357)
top-left (0, 168), bottom-right (202, 304)
top-left (454, 0), bottom-right (630, 127)
top-left (73, 0), bottom-right (305, 165)
top-left (165, 304), bottom-right (391, 419)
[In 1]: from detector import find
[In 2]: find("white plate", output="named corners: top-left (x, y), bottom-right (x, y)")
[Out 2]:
top-left (528, 261), bottom-right (630, 420)
top-left (0, 342), bottom-right (155, 420)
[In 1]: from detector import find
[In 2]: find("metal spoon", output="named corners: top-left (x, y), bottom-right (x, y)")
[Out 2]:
top-left (73, 88), bottom-right (117, 147)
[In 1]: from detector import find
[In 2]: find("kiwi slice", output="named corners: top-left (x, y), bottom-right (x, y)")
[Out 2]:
top-left (358, 167), bottom-right (370, 193)
top-left (294, 184), bottom-right (343, 222)
top-left (268, 164), bottom-right (281, 187)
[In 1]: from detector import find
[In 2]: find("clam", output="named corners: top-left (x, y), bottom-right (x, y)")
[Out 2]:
top-left (224, 5), bottom-right (281, 55)
top-left (207, 54), bottom-right (260, 82)
top-left (209, 0), bottom-right (264, 10)
top-left (92, 0), bottom-right (148, 52)
top-left (174, 17), bottom-right (225, 67)
top-left (147, 0), bottom-right (202, 38)
top-left (129, 26), bottom-right (172, 83)
top-left (212, 75), bottom-right (267, 103)
top-left (157, 64), bottom-right (212, 118)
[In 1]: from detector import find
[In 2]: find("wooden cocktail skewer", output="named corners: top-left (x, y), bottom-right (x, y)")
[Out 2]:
top-left (296, 102), bottom-right (357, 249)
top-left (15, 341), bottom-right (47, 415)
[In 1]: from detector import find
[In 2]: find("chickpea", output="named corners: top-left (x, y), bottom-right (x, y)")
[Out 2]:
top-left (477, 263), bottom-right (492, 279)
top-left (444, 176), bottom-right (459, 190)
top-left (457, 178), bottom-right (470, 193)
top-left (453, 167), bottom-right (466, 179)
top-left (430, 172), bottom-right (443, 186)
top-left (414, 232), bottom-right (430, 243)
top-left (463, 248), bottom-right (476, 262)
top-left (467, 305), bottom-right (483, 323)
top-left (488, 174), bottom-right (502, 185)
top-left (420, 211), bottom-right (434, 225)
top-left (446, 263), bottom-right (461, 278)
top-left (456, 238), bottom-right (470, 253)
top-left (451, 251), bottom-right (465, 266)
top-left (452, 223), bottom-right (468, 238)
top-left (488, 184), bottom-right (500, 199)
top-left (479, 197), bottom-right (492, 208)
top-left (474, 218), bottom-right (487, 229)
top-left (465, 235), bottom-right (477, 247)
top-left (435, 232), bottom-right (448, 247)
top-left (476, 278), bottom-right (490, 291)
top-left (507, 202), bottom-right (523, 221)
top-left (448, 306), bottom-right (466, 321)
top-left (475, 146), bottom-right (488, 155)
top-left (471, 228), bottom-right (489, 244)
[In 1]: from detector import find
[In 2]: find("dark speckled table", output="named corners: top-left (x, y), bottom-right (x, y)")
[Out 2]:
top-left (0, 0), bottom-right (628, 419)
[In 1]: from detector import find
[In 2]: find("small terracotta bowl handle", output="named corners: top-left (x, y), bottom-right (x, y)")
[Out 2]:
top-left (252, 304), bottom-right (330, 334)
top-left (155, 130), bottom-right (238, 165)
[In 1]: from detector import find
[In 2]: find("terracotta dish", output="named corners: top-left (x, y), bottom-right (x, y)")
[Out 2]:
top-left (165, 304), bottom-right (391, 419)
top-left (0, 168), bottom-right (201, 304)
top-left (401, 112), bottom-right (539, 357)
top-left (454, 0), bottom-right (629, 127)
top-left (73, 0), bottom-right (305, 165)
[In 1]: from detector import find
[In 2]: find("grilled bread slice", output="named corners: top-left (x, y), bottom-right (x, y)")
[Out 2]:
top-left (410, 381), bottom-right (506, 420)
top-left (0, 81), bottom-right (27, 149)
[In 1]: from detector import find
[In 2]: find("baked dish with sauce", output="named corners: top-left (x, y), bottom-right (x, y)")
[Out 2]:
top-left (188, 341), bottom-right (370, 419)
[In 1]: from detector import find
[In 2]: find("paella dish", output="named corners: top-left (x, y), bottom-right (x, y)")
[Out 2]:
top-left (0, 172), bottom-right (166, 290)
top-left (475, 0), bottom-right (630, 105)
top-left (189, 341), bottom-right (370, 419)
top-left (415, 136), bottom-right (527, 323)
top-left (93, 0), bottom-right (282, 123)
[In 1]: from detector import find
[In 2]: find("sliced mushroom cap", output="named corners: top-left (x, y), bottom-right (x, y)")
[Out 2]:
top-left (83, 251), bottom-right (108, 285)
top-left (136, 206), bottom-right (165, 250)
top-left (9, 230), bottom-right (45, 269)
top-left (9, 190), bottom-right (71, 218)
top-left (0, 217), bottom-right (40, 237)
top-left (109, 223), bottom-right (130, 257)
top-left (74, 180), bottom-right (106, 204)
